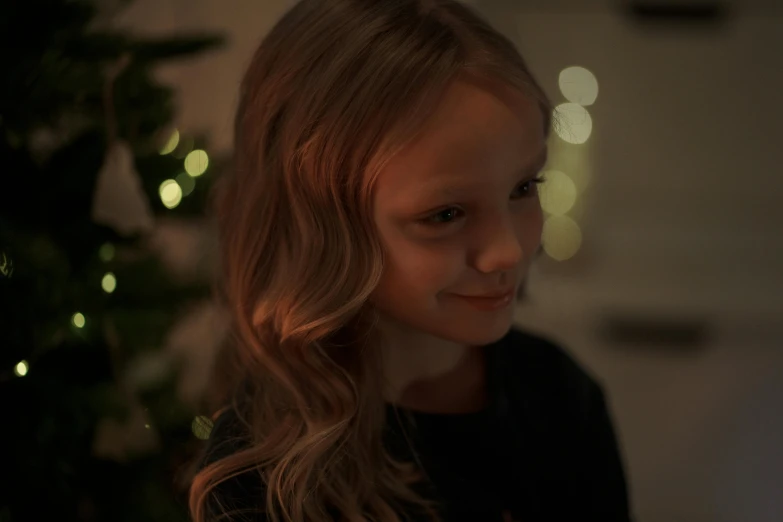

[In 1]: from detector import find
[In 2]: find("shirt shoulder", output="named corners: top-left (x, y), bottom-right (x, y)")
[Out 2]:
top-left (501, 327), bottom-right (602, 390)
top-left (495, 327), bottom-right (605, 431)
top-left (495, 328), bottom-right (633, 521)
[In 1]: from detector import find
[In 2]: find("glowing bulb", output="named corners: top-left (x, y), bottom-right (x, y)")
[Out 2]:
top-left (184, 150), bottom-right (209, 177)
top-left (99, 243), bottom-right (115, 262)
top-left (159, 129), bottom-right (180, 155)
top-left (102, 272), bottom-right (117, 293)
top-left (72, 312), bottom-right (86, 328)
top-left (540, 170), bottom-right (578, 216)
top-left (559, 66), bottom-right (599, 106)
top-left (14, 360), bottom-right (29, 377)
top-left (553, 103), bottom-right (593, 145)
top-left (191, 416), bottom-right (214, 440)
top-left (159, 179), bottom-right (183, 209)
top-left (542, 216), bottom-right (582, 261)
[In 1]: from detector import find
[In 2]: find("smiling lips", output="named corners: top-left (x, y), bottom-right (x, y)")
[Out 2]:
top-left (450, 289), bottom-right (515, 311)
top-left (459, 288), bottom-right (515, 299)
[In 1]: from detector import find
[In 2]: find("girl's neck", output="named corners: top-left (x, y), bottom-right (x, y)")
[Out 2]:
top-left (394, 345), bottom-right (488, 414)
top-left (378, 322), bottom-right (488, 414)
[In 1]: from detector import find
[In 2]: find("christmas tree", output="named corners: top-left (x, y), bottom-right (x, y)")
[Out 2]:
top-left (0, 1), bottom-right (224, 520)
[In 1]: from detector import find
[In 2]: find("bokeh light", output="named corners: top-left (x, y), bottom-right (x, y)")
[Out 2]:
top-left (184, 150), bottom-right (209, 177)
top-left (14, 360), bottom-right (29, 377)
top-left (553, 103), bottom-right (593, 145)
top-left (99, 242), bottom-right (115, 262)
top-left (175, 172), bottom-right (196, 196)
top-left (540, 170), bottom-right (578, 216)
top-left (559, 66), bottom-right (599, 106)
top-left (159, 179), bottom-right (183, 209)
top-left (102, 272), bottom-right (117, 293)
top-left (72, 312), bottom-right (86, 328)
top-left (159, 129), bottom-right (180, 155)
top-left (542, 215), bottom-right (582, 261)
top-left (192, 416), bottom-right (214, 440)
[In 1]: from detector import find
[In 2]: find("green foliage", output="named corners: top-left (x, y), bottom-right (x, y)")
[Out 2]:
top-left (0, 1), bottom-right (224, 520)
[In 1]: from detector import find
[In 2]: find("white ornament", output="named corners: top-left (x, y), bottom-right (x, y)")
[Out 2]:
top-left (91, 140), bottom-right (155, 236)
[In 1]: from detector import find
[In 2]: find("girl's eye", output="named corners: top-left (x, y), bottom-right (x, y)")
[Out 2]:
top-left (511, 176), bottom-right (546, 199)
top-left (421, 207), bottom-right (464, 226)
top-left (418, 176), bottom-right (546, 227)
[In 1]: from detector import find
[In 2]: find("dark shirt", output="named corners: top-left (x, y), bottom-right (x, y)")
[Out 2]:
top-left (198, 328), bottom-right (633, 521)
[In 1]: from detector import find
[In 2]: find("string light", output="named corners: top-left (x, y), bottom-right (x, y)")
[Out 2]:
top-left (14, 360), bottom-right (29, 377)
top-left (175, 172), bottom-right (196, 196)
top-left (553, 103), bottom-right (593, 144)
top-left (558, 66), bottom-right (599, 106)
top-left (540, 170), bottom-right (578, 216)
top-left (542, 215), bottom-right (583, 261)
top-left (102, 272), bottom-right (117, 293)
top-left (159, 129), bottom-right (180, 155)
top-left (159, 179), bottom-right (183, 209)
top-left (191, 416), bottom-right (213, 440)
top-left (184, 150), bottom-right (209, 177)
top-left (72, 312), bottom-right (86, 328)
top-left (98, 243), bottom-right (115, 262)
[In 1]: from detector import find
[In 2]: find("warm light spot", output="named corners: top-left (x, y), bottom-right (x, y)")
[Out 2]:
top-left (540, 170), bottom-right (577, 216)
top-left (159, 129), bottom-right (180, 155)
top-left (545, 137), bottom-right (593, 193)
top-left (175, 172), bottom-right (196, 196)
top-left (72, 312), bottom-right (86, 328)
top-left (559, 66), bottom-right (599, 106)
top-left (14, 360), bottom-right (29, 377)
top-left (553, 103), bottom-right (593, 144)
top-left (542, 216), bottom-right (582, 261)
top-left (99, 243), bottom-right (115, 262)
top-left (184, 150), bottom-right (209, 177)
top-left (159, 179), bottom-right (183, 209)
top-left (102, 272), bottom-right (117, 293)
top-left (192, 416), bottom-right (214, 440)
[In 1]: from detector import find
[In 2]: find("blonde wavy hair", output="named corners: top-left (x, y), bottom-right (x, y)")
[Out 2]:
top-left (189, 1), bottom-right (552, 521)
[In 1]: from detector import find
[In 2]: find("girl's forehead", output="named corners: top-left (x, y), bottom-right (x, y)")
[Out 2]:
top-left (375, 81), bottom-right (546, 193)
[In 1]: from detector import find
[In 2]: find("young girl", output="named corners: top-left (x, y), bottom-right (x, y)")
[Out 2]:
top-left (189, 1), bottom-right (632, 521)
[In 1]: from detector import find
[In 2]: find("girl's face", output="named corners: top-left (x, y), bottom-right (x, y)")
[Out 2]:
top-left (370, 78), bottom-right (547, 347)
